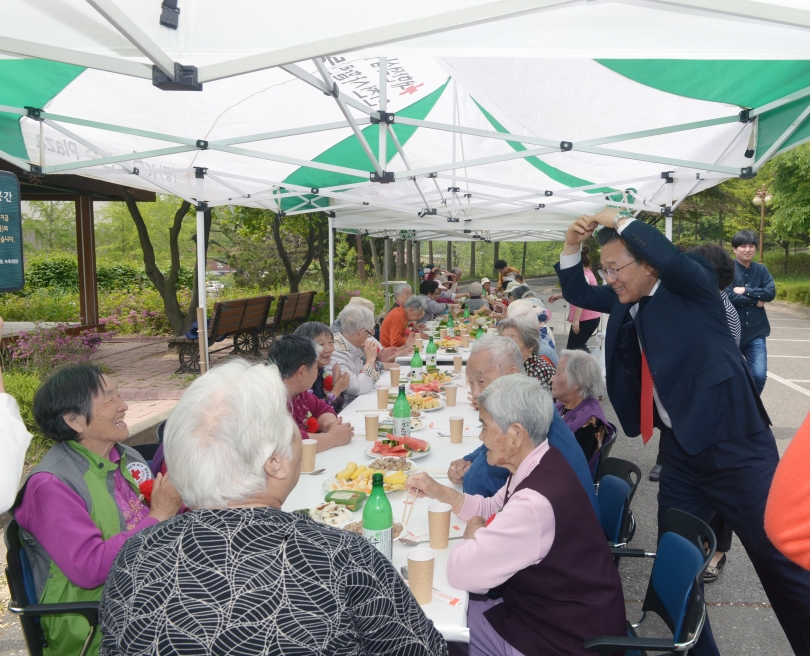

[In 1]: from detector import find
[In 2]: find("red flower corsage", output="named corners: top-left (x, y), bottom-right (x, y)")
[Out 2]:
top-left (139, 479), bottom-right (154, 505)
top-left (305, 412), bottom-right (319, 433)
top-left (323, 374), bottom-right (334, 392)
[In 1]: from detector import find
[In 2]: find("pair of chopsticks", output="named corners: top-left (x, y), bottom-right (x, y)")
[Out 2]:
top-left (401, 472), bottom-right (423, 528)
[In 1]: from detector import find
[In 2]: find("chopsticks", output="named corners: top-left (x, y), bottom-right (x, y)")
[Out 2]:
top-left (402, 471), bottom-right (422, 528)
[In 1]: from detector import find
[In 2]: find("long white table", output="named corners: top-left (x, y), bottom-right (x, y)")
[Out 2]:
top-left (283, 366), bottom-right (482, 644)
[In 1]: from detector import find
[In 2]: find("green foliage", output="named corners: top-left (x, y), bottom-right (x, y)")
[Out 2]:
top-left (2, 371), bottom-right (49, 466)
top-left (24, 252), bottom-right (79, 290)
top-left (0, 288), bottom-right (80, 321)
top-left (770, 143), bottom-right (810, 244)
top-left (774, 277), bottom-right (810, 306)
top-left (22, 201), bottom-right (76, 253)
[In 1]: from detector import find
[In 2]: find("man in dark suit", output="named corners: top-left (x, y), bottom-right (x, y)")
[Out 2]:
top-left (555, 210), bottom-right (809, 656)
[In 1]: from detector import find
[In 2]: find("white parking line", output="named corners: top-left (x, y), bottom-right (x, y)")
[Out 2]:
top-left (788, 380), bottom-right (810, 383)
top-left (767, 372), bottom-right (811, 397)
top-left (768, 355), bottom-right (810, 358)
top-left (767, 339), bottom-right (809, 342)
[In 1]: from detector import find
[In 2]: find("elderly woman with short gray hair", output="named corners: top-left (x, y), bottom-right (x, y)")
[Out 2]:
top-left (406, 374), bottom-right (625, 656)
top-left (380, 294), bottom-right (425, 348)
top-left (331, 304), bottom-right (398, 405)
top-left (497, 315), bottom-right (556, 391)
top-left (465, 281), bottom-right (491, 313)
top-left (551, 349), bottom-right (616, 471)
top-left (99, 360), bottom-right (446, 655)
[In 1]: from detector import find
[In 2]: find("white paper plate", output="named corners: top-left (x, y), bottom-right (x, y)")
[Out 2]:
top-left (364, 443), bottom-right (431, 460)
top-left (322, 477), bottom-right (396, 495)
top-left (379, 417), bottom-right (426, 433)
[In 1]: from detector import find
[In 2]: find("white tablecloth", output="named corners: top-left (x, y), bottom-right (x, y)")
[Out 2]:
top-left (394, 348), bottom-right (471, 365)
top-left (282, 366), bottom-right (483, 644)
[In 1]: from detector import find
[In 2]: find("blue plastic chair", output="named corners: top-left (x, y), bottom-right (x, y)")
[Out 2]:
top-left (4, 519), bottom-right (99, 656)
top-left (584, 508), bottom-right (716, 656)
top-left (596, 458), bottom-right (641, 549)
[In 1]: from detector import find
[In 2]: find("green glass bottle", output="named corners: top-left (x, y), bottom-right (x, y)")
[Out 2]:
top-left (409, 346), bottom-right (423, 382)
top-left (446, 314), bottom-right (455, 338)
top-left (463, 306), bottom-right (470, 324)
top-left (392, 384), bottom-right (412, 438)
top-left (362, 472), bottom-right (393, 559)
top-left (476, 324), bottom-right (485, 340)
top-left (425, 335), bottom-right (437, 368)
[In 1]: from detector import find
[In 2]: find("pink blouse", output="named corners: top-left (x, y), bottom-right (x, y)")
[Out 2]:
top-left (568, 268), bottom-right (602, 322)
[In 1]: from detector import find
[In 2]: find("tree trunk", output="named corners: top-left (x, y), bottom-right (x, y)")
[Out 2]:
top-left (718, 209), bottom-right (724, 245)
top-left (124, 192), bottom-right (192, 336)
top-left (270, 212), bottom-right (316, 293)
top-left (521, 242), bottom-right (527, 274)
top-left (369, 237), bottom-right (381, 281)
top-left (445, 241), bottom-right (451, 270)
top-left (355, 234), bottom-right (366, 283)
top-left (428, 241), bottom-right (434, 265)
top-left (315, 218), bottom-right (330, 292)
top-left (406, 239), bottom-right (414, 281)
top-left (469, 241), bottom-right (476, 277)
top-left (677, 216), bottom-right (682, 241)
top-left (396, 238), bottom-right (405, 278)
top-left (493, 242), bottom-right (500, 271)
top-left (784, 242), bottom-right (790, 274)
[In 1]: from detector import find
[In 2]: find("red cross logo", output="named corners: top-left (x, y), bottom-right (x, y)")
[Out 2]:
top-left (399, 83), bottom-right (424, 96)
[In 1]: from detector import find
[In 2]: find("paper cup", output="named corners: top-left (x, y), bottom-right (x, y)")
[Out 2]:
top-left (377, 387), bottom-right (390, 410)
top-left (364, 414), bottom-right (380, 441)
top-left (461, 334), bottom-right (470, 348)
top-left (428, 503), bottom-right (452, 549)
top-left (301, 439), bottom-right (317, 473)
top-left (453, 355), bottom-right (463, 372)
top-left (450, 416), bottom-right (464, 444)
top-left (445, 384), bottom-right (457, 407)
top-left (407, 548), bottom-right (435, 605)
top-left (439, 328), bottom-right (447, 339)
top-left (415, 338), bottom-right (423, 350)
top-left (389, 366), bottom-right (401, 387)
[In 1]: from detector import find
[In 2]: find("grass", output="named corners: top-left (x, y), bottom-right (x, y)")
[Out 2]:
top-left (762, 250), bottom-right (809, 306)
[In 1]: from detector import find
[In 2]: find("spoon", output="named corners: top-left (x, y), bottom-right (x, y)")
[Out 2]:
top-left (301, 468), bottom-right (326, 475)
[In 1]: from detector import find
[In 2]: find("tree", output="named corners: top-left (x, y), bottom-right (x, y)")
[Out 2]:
top-left (123, 192), bottom-right (206, 336)
top-left (769, 143), bottom-right (810, 273)
top-left (469, 240), bottom-right (476, 277)
top-left (22, 200), bottom-right (76, 252)
top-left (368, 237), bottom-right (381, 281)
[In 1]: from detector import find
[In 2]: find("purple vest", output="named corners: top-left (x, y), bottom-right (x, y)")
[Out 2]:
top-left (483, 445), bottom-right (626, 655)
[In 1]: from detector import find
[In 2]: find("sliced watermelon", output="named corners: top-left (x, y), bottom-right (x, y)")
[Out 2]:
top-left (383, 433), bottom-right (430, 453)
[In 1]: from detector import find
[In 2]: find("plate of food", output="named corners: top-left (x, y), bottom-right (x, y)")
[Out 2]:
top-left (386, 408), bottom-right (425, 419)
top-left (343, 520), bottom-right (404, 540)
top-left (307, 501), bottom-right (354, 527)
top-left (323, 461), bottom-right (408, 495)
top-left (437, 338), bottom-right (462, 349)
top-left (379, 416), bottom-right (425, 433)
top-left (365, 456), bottom-right (414, 472)
top-left (366, 435), bottom-right (431, 460)
top-left (388, 391), bottom-right (444, 412)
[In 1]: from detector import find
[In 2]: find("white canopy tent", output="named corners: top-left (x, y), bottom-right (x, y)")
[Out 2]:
top-left (0, 0), bottom-right (808, 366)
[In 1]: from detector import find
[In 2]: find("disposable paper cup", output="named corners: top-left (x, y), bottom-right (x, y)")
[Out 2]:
top-left (450, 416), bottom-right (464, 444)
top-left (445, 384), bottom-right (458, 407)
top-left (415, 338), bottom-right (423, 350)
top-left (461, 334), bottom-right (470, 348)
top-left (407, 548), bottom-right (435, 605)
top-left (439, 328), bottom-right (447, 339)
top-left (453, 355), bottom-right (463, 372)
top-left (428, 503), bottom-right (452, 549)
top-left (301, 439), bottom-right (317, 473)
top-left (389, 366), bottom-right (401, 387)
top-left (377, 387), bottom-right (390, 410)
top-left (364, 414), bottom-right (380, 441)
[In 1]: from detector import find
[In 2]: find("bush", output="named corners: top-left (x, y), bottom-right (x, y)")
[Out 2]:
top-left (775, 276), bottom-right (810, 306)
top-left (97, 263), bottom-right (148, 291)
top-left (6, 324), bottom-right (112, 376)
top-left (25, 252), bottom-right (79, 291)
top-left (0, 288), bottom-right (80, 322)
top-left (2, 371), bottom-right (50, 465)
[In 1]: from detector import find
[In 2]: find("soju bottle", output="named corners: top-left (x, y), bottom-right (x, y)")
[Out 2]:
top-left (446, 314), bottom-right (455, 338)
top-left (410, 346), bottom-right (423, 382)
top-left (392, 384), bottom-right (412, 438)
top-left (425, 335), bottom-right (437, 368)
top-left (363, 472), bottom-right (393, 560)
top-left (476, 324), bottom-right (485, 340)
top-left (463, 306), bottom-right (470, 324)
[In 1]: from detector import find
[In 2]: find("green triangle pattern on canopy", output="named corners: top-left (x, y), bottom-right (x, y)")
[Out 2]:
top-left (0, 59), bottom-right (85, 159)
top-left (279, 80), bottom-right (450, 211)
top-left (596, 60), bottom-right (810, 158)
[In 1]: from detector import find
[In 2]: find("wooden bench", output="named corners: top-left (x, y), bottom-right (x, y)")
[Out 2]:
top-left (168, 295), bottom-right (273, 373)
top-left (257, 291), bottom-right (316, 347)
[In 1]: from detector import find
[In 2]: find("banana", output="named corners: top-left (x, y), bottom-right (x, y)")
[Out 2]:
top-left (350, 465), bottom-right (367, 480)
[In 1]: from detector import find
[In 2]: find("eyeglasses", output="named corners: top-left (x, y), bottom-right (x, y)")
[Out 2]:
top-left (598, 259), bottom-right (639, 281)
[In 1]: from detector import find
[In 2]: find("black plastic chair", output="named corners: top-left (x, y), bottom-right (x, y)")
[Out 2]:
top-left (584, 508), bottom-right (716, 656)
top-left (131, 442), bottom-right (161, 464)
top-left (595, 458), bottom-right (641, 549)
top-left (4, 519), bottom-right (99, 656)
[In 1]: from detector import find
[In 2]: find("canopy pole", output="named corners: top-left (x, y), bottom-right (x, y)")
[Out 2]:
top-left (196, 206), bottom-right (210, 373)
top-left (378, 57), bottom-right (387, 169)
top-left (664, 172), bottom-right (674, 241)
top-left (328, 214), bottom-right (335, 325)
top-left (384, 236), bottom-right (391, 311)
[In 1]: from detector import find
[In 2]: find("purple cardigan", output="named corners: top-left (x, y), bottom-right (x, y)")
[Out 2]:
top-left (555, 397), bottom-right (616, 474)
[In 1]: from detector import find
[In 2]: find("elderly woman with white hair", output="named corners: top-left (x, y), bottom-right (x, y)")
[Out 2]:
top-left (407, 375), bottom-right (624, 656)
top-left (99, 361), bottom-right (447, 656)
top-left (497, 315), bottom-right (556, 391)
top-left (551, 350), bottom-right (616, 472)
top-left (331, 304), bottom-right (398, 405)
top-left (506, 300), bottom-right (557, 364)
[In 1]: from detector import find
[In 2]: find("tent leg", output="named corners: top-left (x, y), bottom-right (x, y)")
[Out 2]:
top-left (664, 171), bottom-right (674, 241)
top-left (74, 194), bottom-right (99, 326)
top-left (329, 214), bottom-right (335, 324)
top-left (384, 237), bottom-right (390, 311)
top-left (196, 207), bottom-right (210, 372)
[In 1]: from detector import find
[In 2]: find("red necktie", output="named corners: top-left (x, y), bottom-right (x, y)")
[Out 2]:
top-left (640, 350), bottom-right (654, 444)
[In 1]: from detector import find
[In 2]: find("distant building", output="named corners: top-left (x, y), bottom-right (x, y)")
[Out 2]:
top-left (206, 259), bottom-right (235, 276)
